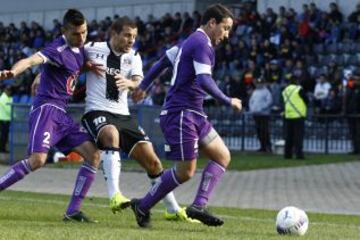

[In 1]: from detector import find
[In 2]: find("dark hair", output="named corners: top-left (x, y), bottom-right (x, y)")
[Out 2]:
top-left (201, 4), bottom-right (234, 25)
top-left (63, 9), bottom-right (86, 28)
top-left (111, 16), bottom-right (137, 33)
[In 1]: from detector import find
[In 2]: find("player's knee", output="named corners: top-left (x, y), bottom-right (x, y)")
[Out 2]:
top-left (87, 150), bottom-right (101, 168)
top-left (222, 148), bottom-right (231, 167)
top-left (213, 145), bottom-right (231, 168)
top-left (98, 126), bottom-right (119, 147)
top-left (146, 158), bottom-right (163, 175)
top-left (28, 156), bottom-right (46, 170)
top-left (176, 168), bottom-right (195, 183)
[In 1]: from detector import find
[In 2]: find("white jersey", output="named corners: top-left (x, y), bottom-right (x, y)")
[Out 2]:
top-left (84, 41), bottom-right (143, 115)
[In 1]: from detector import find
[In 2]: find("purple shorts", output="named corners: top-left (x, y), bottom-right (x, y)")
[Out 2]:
top-left (159, 109), bottom-right (215, 161)
top-left (27, 104), bottom-right (92, 155)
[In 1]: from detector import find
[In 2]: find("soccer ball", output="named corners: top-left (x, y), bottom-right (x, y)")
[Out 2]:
top-left (276, 206), bottom-right (309, 236)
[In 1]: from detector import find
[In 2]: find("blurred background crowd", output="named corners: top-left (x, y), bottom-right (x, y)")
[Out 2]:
top-left (0, 1), bottom-right (360, 117)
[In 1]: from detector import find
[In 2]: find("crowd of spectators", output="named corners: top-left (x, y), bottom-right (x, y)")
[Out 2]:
top-left (0, 1), bottom-right (360, 117)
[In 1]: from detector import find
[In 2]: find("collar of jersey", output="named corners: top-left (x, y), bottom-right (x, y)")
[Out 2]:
top-left (196, 28), bottom-right (212, 47)
top-left (107, 41), bottom-right (126, 57)
top-left (62, 35), bottom-right (80, 53)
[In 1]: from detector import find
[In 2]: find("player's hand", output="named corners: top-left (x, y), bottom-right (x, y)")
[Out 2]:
top-left (132, 88), bottom-right (147, 102)
top-left (230, 98), bottom-right (242, 112)
top-left (84, 61), bottom-right (105, 77)
top-left (115, 74), bottom-right (134, 91)
top-left (0, 70), bottom-right (15, 81)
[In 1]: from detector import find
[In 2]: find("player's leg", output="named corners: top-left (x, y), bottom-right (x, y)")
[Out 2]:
top-left (0, 152), bottom-right (47, 190)
top-left (123, 113), bottom-right (187, 220)
top-left (63, 140), bottom-right (100, 223)
top-left (0, 105), bottom-right (56, 191)
top-left (196, 136), bottom-right (230, 203)
top-left (186, 119), bottom-right (228, 226)
top-left (97, 125), bottom-right (130, 213)
top-left (130, 142), bottom-right (197, 222)
top-left (191, 132), bottom-right (229, 191)
top-left (82, 111), bottom-right (130, 213)
top-left (129, 110), bottom-right (199, 227)
top-left (57, 112), bottom-right (100, 223)
top-left (130, 159), bottom-right (198, 227)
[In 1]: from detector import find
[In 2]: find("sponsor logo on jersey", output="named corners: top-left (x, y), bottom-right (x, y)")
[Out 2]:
top-left (123, 58), bottom-right (132, 67)
top-left (106, 67), bottom-right (121, 76)
top-left (95, 53), bottom-right (105, 59)
top-left (66, 71), bottom-right (80, 95)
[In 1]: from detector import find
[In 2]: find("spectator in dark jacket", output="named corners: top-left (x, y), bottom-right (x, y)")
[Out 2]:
top-left (345, 70), bottom-right (360, 154)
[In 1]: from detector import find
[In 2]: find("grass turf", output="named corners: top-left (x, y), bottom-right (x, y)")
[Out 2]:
top-left (0, 191), bottom-right (359, 240)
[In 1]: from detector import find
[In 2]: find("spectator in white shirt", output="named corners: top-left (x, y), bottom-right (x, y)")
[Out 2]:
top-left (314, 74), bottom-right (331, 113)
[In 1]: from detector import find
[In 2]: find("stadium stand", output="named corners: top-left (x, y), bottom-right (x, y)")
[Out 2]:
top-left (0, 1), bottom-right (359, 111)
top-left (1, 1), bottom-right (360, 160)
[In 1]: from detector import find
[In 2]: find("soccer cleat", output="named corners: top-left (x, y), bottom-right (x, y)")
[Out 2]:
top-left (63, 211), bottom-right (98, 223)
top-left (110, 192), bottom-right (131, 214)
top-left (164, 207), bottom-right (201, 223)
top-left (186, 205), bottom-right (224, 227)
top-left (130, 198), bottom-right (151, 228)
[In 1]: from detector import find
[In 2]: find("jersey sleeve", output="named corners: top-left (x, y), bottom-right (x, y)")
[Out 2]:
top-left (165, 45), bottom-right (179, 65)
top-left (39, 42), bottom-right (63, 67)
top-left (131, 53), bottom-right (144, 77)
top-left (192, 42), bottom-right (212, 76)
top-left (197, 74), bottom-right (231, 106)
top-left (139, 55), bottom-right (172, 91)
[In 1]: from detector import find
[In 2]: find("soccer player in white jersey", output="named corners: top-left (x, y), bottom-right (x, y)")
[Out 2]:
top-left (82, 17), bottom-right (196, 222)
top-left (131, 4), bottom-right (242, 227)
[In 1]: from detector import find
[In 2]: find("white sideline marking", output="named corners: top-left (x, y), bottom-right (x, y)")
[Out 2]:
top-left (0, 195), bottom-right (359, 229)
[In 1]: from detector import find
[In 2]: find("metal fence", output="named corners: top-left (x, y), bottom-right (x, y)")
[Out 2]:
top-left (7, 103), bottom-right (355, 164)
top-left (207, 108), bottom-right (353, 154)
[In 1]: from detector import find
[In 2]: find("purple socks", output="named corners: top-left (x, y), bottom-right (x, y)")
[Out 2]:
top-left (66, 163), bottom-right (97, 215)
top-left (193, 160), bottom-right (226, 207)
top-left (139, 168), bottom-right (180, 212)
top-left (0, 159), bottom-right (32, 190)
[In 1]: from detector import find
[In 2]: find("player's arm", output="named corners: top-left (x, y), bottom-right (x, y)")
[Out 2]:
top-left (193, 43), bottom-right (241, 112)
top-left (115, 52), bottom-right (145, 91)
top-left (83, 60), bottom-right (105, 76)
top-left (197, 74), bottom-right (242, 112)
top-left (132, 55), bottom-right (172, 102)
top-left (115, 74), bottom-right (143, 91)
top-left (0, 53), bottom-right (43, 81)
top-left (140, 55), bottom-right (172, 92)
top-left (82, 42), bottom-right (105, 76)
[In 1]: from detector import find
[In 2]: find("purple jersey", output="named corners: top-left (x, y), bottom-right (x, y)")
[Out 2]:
top-left (164, 29), bottom-right (215, 114)
top-left (34, 36), bottom-right (85, 109)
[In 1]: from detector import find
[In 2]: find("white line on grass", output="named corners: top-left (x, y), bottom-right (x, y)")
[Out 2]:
top-left (0, 195), bottom-right (359, 229)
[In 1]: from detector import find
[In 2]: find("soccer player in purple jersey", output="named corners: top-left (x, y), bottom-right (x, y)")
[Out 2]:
top-left (0, 9), bottom-right (101, 223)
top-left (131, 4), bottom-right (242, 227)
